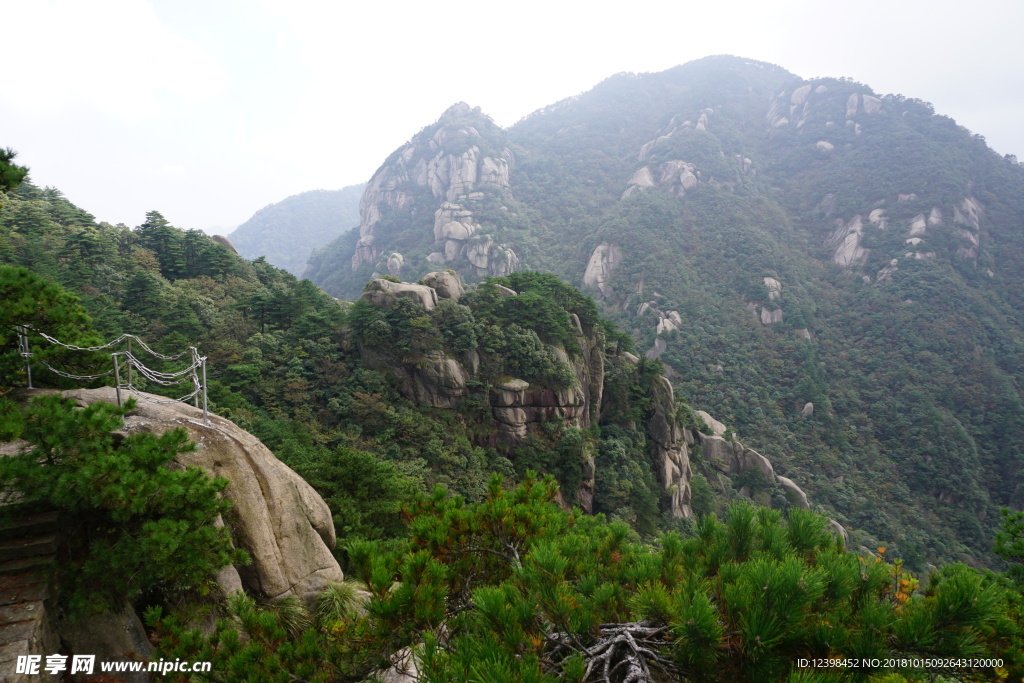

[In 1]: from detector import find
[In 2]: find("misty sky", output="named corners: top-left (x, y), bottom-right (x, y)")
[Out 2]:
top-left (2, 0), bottom-right (1022, 234)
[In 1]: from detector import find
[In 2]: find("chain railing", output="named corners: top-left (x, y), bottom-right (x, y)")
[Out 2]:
top-left (14, 325), bottom-right (209, 423)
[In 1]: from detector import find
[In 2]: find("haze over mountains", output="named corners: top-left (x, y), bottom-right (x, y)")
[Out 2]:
top-left (229, 185), bottom-right (364, 276)
top-left (284, 55), bottom-right (1024, 568)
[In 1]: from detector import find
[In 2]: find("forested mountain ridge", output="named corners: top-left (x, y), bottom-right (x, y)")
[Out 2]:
top-left (4, 122), bottom-right (1024, 678)
top-left (306, 55), bottom-right (1024, 571)
top-left (229, 185), bottom-right (364, 276)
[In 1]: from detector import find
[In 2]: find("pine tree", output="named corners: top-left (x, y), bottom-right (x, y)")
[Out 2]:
top-left (136, 210), bottom-right (188, 280)
top-left (0, 265), bottom-right (106, 389)
top-left (0, 147), bottom-right (28, 201)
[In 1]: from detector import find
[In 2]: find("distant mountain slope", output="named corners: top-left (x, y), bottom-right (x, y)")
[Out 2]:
top-left (230, 185), bottom-right (364, 276)
top-left (306, 55), bottom-right (1024, 570)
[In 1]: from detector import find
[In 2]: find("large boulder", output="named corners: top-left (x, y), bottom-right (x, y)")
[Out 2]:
top-left (695, 410), bottom-right (726, 437)
top-left (410, 351), bottom-right (470, 408)
top-left (361, 278), bottom-right (438, 311)
top-left (776, 476), bottom-right (810, 509)
top-left (421, 271), bottom-right (465, 300)
top-left (56, 388), bottom-right (343, 604)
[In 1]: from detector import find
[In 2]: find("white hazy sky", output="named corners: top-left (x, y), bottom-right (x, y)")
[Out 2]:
top-left (2, 0), bottom-right (1022, 233)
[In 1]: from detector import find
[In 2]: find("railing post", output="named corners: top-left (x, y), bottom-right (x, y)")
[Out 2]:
top-left (201, 358), bottom-right (208, 424)
top-left (193, 351), bottom-right (200, 409)
top-left (112, 352), bottom-right (122, 407)
top-left (126, 337), bottom-right (133, 387)
top-left (19, 326), bottom-right (33, 389)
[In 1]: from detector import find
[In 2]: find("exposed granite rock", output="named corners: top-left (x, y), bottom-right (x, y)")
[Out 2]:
top-left (695, 410), bottom-right (818, 516)
top-left (647, 377), bottom-right (692, 518)
top-left (386, 253), bottom-right (404, 277)
top-left (421, 271), bottom-right (465, 300)
top-left (583, 244), bottom-right (623, 298)
top-left (954, 196), bottom-right (982, 231)
top-left (47, 387), bottom-right (343, 604)
top-left (695, 410), bottom-right (726, 437)
top-left (776, 476), bottom-right (810, 509)
top-left (627, 166), bottom-right (655, 189)
top-left (351, 103), bottom-right (513, 271)
top-left (760, 308), bottom-right (783, 325)
top-left (492, 284), bottom-right (517, 297)
top-left (645, 337), bottom-right (667, 360)
top-left (800, 402), bottom-right (814, 417)
top-left (876, 258), bottom-right (899, 283)
top-left (909, 214), bottom-right (927, 236)
top-left (827, 215), bottom-right (869, 267)
top-left (0, 510), bottom-right (60, 683)
top-left (211, 234), bottom-right (239, 255)
top-left (790, 84), bottom-right (812, 110)
top-left (700, 434), bottom-right (742, 472)
top-left (416, 354), bottom-right (469, 407)
top-left (354, 273), bottom-right (819, 529)
top-left (829, 519), bottom-right (849, 544)
top-left (361, 279), bottom-right (438, 311)
top-left (378, 646), bottom-right (421, 682)
top-left (734, 447), bottom-right (776, 482)
top-left (658, 160), bottom-right (698, 195)
top-left (846, 93), bottom-right (860, 118)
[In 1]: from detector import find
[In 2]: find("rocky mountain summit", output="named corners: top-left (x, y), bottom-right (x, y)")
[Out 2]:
top-left (307, 103), bottom-right (534, 298)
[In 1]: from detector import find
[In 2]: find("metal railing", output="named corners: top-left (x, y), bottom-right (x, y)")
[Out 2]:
top-left (14, 325), bottom-right (209, 423)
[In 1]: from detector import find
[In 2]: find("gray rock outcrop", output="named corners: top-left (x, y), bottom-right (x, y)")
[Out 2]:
top-left (421, 271), bottom-right (465, 300)
top-left (361, 278), bottom-right (439, 311)
top-left (694, 411), bottom-right (819, 519)
top-left (351, 103), bottom-right (514, 272)
top-left (386, 253), bottom-right (404, 277)
top-left (583, 244), bottom-right (623, 298)
top-left (211, 234), bottom-right (239, 254)
top-left (646, 377), bottom-right (693, 518)
top-left (49, 387), bottom-right (344, 604)
top-left (827, 215), bottom-right (869, 267)
top-left (776, 476), bottom-right (810, 509)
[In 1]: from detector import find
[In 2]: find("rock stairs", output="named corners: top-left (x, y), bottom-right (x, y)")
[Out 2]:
top-left (0, 509), bottom-right (60, 682)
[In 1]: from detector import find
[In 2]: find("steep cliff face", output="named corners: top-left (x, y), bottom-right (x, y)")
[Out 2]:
top-left (353, 273), bottom-right (694, 518)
